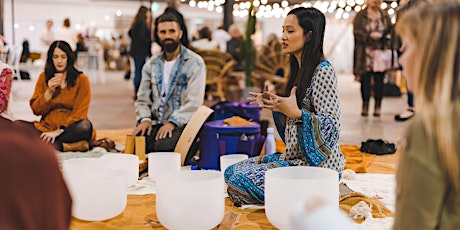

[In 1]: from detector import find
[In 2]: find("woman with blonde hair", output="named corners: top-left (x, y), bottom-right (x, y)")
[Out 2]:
top-left (394, 1), bottom-right (460, 229)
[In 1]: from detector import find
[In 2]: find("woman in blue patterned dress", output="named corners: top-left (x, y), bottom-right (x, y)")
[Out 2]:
top-left (224, 7), bottom-right (345, 205)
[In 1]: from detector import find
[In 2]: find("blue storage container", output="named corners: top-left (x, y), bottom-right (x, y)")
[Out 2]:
top-left (212, 101), bottom-right (261, 121)
top-left (199, 120), bottom-right (261, 170)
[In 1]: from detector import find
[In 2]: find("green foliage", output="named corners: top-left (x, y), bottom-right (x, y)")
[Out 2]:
top-left (241, 3), bottom-right (257, 87)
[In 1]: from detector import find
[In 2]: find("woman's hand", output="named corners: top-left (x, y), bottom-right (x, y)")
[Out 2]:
top-left (251, 87), bottom-right (302, 119)
top-left (40, 129), bottom-right (64, 144)
top-left (48, 73), bottom-right (64, 91)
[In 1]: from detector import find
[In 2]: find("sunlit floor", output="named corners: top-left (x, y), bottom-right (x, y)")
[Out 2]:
top-left (9, 67), bottom-right (408, 145)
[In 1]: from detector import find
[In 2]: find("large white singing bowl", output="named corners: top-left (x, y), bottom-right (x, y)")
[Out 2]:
top-left (156, 170), bottom-right (225, 230)
top-left (62, 158), bottom-right (127, 221)
top-left (101, 154), bottom-right (139, 187)
top-left (148, 152), bottom-right (181, 182)
top-left (220, 154), bottom-right (248, 172)
top-left (265, 166), bottom-right (339, 230)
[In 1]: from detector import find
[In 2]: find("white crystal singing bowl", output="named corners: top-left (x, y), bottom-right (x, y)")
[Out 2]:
top-left (100, 153), bottom-right (139, 187)
top-left (156, 170), bottom-right (225, 230)
top-left (148, 152), bottom-right (181, 182)
top-left (62, 158), bottom-right (127, 221)
top-left (220, 154), bottom-right (248, 172)
top-left (265, 166), bottom-right (339, 230)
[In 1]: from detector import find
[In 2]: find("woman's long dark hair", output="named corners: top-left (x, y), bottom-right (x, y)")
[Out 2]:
top-left (44, 40), bottom-right (82, 87)
top-left (131, 6), bottom-right (150, 28)
top-left (284, 7), bottom-right (326, 107)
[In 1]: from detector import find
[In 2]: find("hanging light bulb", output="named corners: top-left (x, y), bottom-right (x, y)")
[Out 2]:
top-left (281, 0), bottom-right (289, 7)
top-left (381, 2), bottom-right (388, 9)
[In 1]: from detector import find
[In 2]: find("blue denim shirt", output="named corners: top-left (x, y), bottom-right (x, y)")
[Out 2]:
top-left (135, 45), bottom-right (206, 127)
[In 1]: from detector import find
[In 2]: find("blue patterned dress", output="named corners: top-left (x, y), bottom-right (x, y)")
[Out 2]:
top-left (224, 60), bottom-right (345, 204)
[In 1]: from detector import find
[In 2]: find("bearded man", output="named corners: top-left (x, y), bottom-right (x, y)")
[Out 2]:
top-left (132, 13), bottom-right (206, 153)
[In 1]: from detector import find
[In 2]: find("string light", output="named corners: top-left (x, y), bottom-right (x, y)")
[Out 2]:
top-left (203, 0), bottom-right (398, 19)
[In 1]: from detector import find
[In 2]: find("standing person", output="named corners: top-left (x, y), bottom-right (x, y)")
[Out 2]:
top-left (128, 6), bottom-right (152, 97)
top-left (393, 0), bottom-right (424, 122)
top-left (132, 13), bottom-right (206, 153)
top-left (75, 33), bottom-right (87, 61)
top-left (353, 0), bottom-right (392, 117)
top-left (393, 2), bottom-right (460, 229)
top-left (225, 7), bottom-right (345, 205)
top-left (0, 121), bottom-right (72, 230)
top-left (154, 0), bottom-right (189, 48)
top-left (39, 19), bottom-right (54, 60)
top-left (226, 24), bottom-right (243, 71)
top-left (56, 18), bottom-right (77, 52)
top-left (213, 26), bottom-right (231, 52)
top-left (14, 41), bottom-right (94, 152)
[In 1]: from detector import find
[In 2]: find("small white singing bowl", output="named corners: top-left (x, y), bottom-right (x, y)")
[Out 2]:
top-left (100, 153), bottom-right (139, 188)
top-left (220, 154), bottom-right (248, 172)
top-left (265, 166), bottom-right (339, 230)
top-left (148, 152), bottom-right (181, 182)
top-left (156, 170), bottom-right (225, 230)
top-left (62, 158), bottom-right (127, 221)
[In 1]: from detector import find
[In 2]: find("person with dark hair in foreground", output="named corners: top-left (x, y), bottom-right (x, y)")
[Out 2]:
top-left (0, 117), bottom-right (72, 230)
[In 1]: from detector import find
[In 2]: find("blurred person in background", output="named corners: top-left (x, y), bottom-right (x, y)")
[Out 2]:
top-left (226, 24), bottom-right (243, 71)
top-left (56, 18), bottom-right (77, 52)
top-left (213, 25), bottom-right (231, 52)
top-left (128, 6), bottom-right (152, 97)
top-left (39, 19), bottom-right (54, 60)
top-left (353, 0), bottom-right (393, 117)
top-left (191, 26), bottom-right (219, 50)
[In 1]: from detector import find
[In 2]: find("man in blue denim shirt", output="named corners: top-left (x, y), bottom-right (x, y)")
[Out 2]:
top-left (132, 13), bottom-right (206, 152)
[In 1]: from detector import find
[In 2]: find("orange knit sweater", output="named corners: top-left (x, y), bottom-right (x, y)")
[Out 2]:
top-left (30, 72), bottom-right (94, 139)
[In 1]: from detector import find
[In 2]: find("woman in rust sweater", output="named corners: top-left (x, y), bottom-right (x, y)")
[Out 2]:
top-left (17, 40), bottom-right (93, 152)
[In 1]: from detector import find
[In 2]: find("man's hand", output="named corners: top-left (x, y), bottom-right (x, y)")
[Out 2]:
top-left (40, 129), bottom-right (64, 144)
top-left (132, 120), bottom-right (152, 136)
top-left (155, 122), bottom-right (176, 140)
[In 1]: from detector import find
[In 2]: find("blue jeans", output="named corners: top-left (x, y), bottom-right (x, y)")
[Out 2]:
top-left (131, 55), bottom-right (147, 94)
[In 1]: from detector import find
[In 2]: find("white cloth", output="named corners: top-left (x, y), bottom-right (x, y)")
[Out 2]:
top-left (212, 29), bottom-right (231, 52)
top-left (56, 27), bottom-right (77, 51)
top-left (39, 28), bottom-right (54, 52)
top-left (191, 38), bottom-right (219, 51)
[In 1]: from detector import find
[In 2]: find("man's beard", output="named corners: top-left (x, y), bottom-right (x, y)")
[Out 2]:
top-left (161, 39), bottom-right (180, 52)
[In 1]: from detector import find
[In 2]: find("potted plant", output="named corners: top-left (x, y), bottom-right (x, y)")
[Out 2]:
top-left (240, 2), bottom-right (256, 88)
top-left (240, 3), bottom-right (257, 98)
